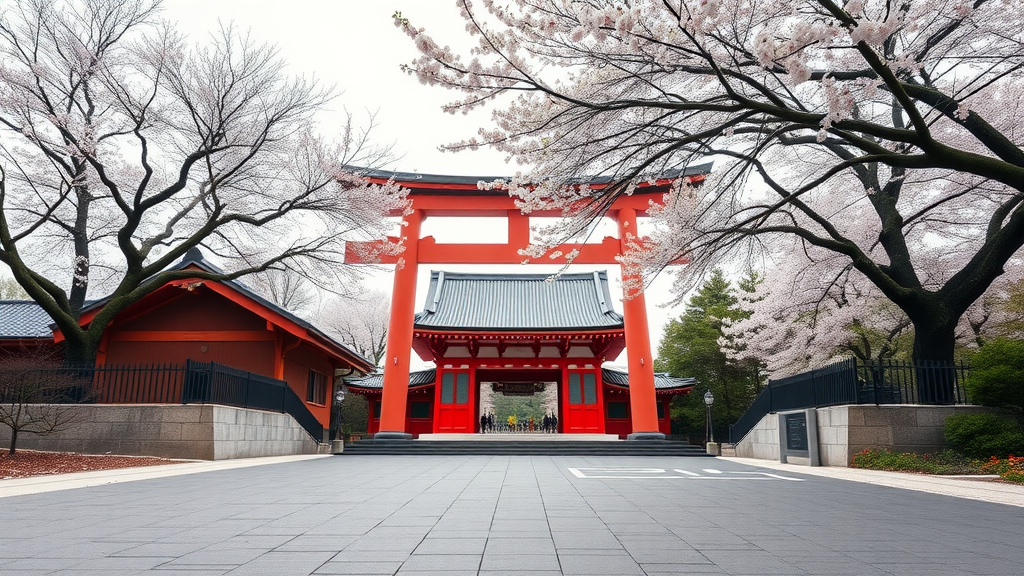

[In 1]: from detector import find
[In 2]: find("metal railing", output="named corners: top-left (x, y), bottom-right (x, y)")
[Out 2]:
top-left (182, 360), bottom-right (325, 443)
top-left (729, 358), bottom-right (970, 444)
top-left (94, 363), bottom-right (186, 403)
top-left (1, 361), bottom-right (326, 442)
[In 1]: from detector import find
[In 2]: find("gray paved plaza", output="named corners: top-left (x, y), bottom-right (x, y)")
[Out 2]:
top-left (2, 455), bottom-right (1022, 575)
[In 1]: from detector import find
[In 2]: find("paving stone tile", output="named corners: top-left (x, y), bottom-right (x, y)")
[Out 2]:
top-left (556, 553), bottom-right (643, 575)
top-left (314, 560), bottom-right (403, 574)
top-left (395, 571), bottom-right (477, 576)
top-left (412, 538), bottom-right (486, 555)
top-left (551, 530), bottom-right (623, 550)
top-left (329, 550), bottom-right (412, 562)
top-left (398, 554), bottom-right (481, 571)
top-left (478, 572), bottom-right (562, 576)
top-left (344, 537), bottom-right (422, 553)
top-left (485, 537), bottom-right (556, 555)
top-left (422, 530), bottom-right (487, 540)
top-left (480, 554), bottom-right (561, 571)
top-left (490, 519), bottom-right (550, 532)
top-left (486, 530), bottom-right (553, 539)
top-left (639, 564), bottom-right (727, 574)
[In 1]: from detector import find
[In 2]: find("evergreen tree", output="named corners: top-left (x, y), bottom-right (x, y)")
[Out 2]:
top-left (655, 269), bottom-right (763, 442)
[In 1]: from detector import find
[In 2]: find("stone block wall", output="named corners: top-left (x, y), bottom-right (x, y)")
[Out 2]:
top-left (732, 404), bottom-right (993, 466)
top-left (0, 404), bottom-right (321, 460)
top-left (732, 412), bottom-right (780, 461)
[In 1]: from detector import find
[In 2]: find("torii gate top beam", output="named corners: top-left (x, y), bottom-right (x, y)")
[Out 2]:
top-left (347, 165), bottom-right (709, 265)
top-left (364, 165), bottom-right (708, 216)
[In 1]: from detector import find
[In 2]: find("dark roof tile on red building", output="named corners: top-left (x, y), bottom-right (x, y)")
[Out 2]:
top-left (415, 270), bottom-right (624, 331)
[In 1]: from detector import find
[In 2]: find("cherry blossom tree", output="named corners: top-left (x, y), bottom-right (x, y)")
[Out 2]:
top-left (397, 1), bottom-right (1024, 401)
top-left (319, 289), bottom-right (391, 367)
top-left (0, 0), bottom-right (407, 364)
top-left (246, 269), bottom-right (318, 316)
top-left (726, 241), bottom-right (1023, 377)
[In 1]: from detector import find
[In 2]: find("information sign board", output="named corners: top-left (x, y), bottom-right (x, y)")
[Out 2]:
top-left (778, 409), bottom-right (820, 466)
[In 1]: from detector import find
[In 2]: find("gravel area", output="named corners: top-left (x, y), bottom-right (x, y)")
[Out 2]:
top-left (0, 450), bottom-right (182, 479)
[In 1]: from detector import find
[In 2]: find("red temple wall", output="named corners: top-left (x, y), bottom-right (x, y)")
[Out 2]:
top-left (364, 389), bottom-right (434, 438)
top-left (115, 290), bottom-right (266, 332)
top-left (601, 386), bottom-right (673, 439)
top-left (104, 340), bottom-right (276, 374)
top-left (98, 288), bottom-right (346, 430)
top-left (282, 342), bottom-right (337, 430)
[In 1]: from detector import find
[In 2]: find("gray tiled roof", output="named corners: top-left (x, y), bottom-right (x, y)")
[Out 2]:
top-left (0, 301), bottom-right (53, 338)
top-left (345, 366), bottom-right (695, 391)
top-left (345, 369), bottom-right (437, 390)
top-left (414, 271), bottom-right (624, 331)
top-left (601, 366), bottom-right (696, 391)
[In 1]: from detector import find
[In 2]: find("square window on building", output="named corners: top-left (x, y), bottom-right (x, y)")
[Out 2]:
top-left (307, 370), bottom-right (327, 404)
top-left (410, 401), bottom-right (431, 419)
top-left (607, 401), bottom-right (629, 419)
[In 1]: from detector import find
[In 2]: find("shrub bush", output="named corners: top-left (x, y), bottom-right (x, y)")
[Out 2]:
top-left (851, 450), bottom-right (1024, 483)
top-left (850, 448), bottom-right (976, 474)
top-left (945, 413), bottom-right (1024, 459)
top-left (965, 338), bottom-right (1024, 417)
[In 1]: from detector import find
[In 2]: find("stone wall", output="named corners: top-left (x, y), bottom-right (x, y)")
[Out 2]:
top-left (732, 411), bottom-right (780, 461)
top-left (732, 404), bottom-right (993, 466)
top-left (0, 404), bottom-right (322, 460)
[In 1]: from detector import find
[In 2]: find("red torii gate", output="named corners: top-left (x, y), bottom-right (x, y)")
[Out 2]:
top-left (346, 168), bottom-right (706, 440)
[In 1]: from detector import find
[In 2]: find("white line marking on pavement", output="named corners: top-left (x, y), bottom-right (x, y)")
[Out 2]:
top-left (567, 467), bottom-right (805, 481)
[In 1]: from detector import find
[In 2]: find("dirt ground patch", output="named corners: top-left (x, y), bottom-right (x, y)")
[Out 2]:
top-left (1, 450), bottom-right (183, 479)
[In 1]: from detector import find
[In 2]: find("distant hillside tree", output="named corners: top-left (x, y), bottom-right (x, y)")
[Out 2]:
top-left (655, 269), bottom-right (762, 441)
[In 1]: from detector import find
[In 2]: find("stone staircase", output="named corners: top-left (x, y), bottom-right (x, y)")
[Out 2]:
top-left (339, 436), bottom-right (712, 456)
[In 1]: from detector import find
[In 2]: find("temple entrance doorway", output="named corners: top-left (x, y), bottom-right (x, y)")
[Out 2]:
top-left (479, 378), bottom-right (560, 433)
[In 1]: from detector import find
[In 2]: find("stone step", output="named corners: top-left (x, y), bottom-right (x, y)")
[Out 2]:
top-left (339, 439), bottom-right (712, 456)
top-left (417, 433), bottom-right (620, 442)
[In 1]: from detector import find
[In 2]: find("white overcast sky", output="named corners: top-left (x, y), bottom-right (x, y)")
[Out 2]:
top-left (4, 0), bottom-right (693, 367)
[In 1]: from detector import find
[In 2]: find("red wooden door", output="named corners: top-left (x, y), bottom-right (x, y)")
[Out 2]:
top-left (436, 370), bottom-right (473, 432)
top-left (565, 371), bottom-right (602, 433)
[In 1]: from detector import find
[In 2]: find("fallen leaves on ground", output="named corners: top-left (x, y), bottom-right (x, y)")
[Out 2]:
top-left (0, 450), bottom-right (182, 479)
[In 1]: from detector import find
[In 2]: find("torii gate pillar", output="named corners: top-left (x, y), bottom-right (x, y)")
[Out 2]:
top-left (375, 210), bottom-right (422, 439)
top-left (617, 208), bottom-right (665, 440)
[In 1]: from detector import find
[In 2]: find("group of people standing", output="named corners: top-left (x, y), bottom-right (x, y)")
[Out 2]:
top-left (479, 411), bottom-right (558, 433)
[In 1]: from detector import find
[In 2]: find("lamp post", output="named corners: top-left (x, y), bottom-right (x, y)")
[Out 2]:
top-left (703, 390), bottom-right (718, 455)
top-left (331, 384), bottom-right (349, 454)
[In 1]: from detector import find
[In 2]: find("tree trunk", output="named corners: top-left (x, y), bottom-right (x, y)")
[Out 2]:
top-left (910, 315), bottom-right (959, 405)
top-left (8, 427), bottom-right (17, 455)
top-left (62, 331), bottom-right (102, 368)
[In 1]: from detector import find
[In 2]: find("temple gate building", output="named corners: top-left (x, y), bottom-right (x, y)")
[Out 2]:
top-left (346, 270), bottom-right (694, 437)
top-left (344, 166), bottom-right (709, 440)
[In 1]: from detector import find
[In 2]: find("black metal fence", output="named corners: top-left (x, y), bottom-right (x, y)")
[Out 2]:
top-left (0, 361), bottom-right (326, 442)
top-left (94, 363), bottom-right (186, 403)
top-left (182, 360), bottom-right (326, 442)
top-left (729, 358), bottom-right (970, 444)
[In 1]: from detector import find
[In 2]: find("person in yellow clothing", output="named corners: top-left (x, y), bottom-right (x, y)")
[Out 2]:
top-left (508, 414), bottom-right (517, 432)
